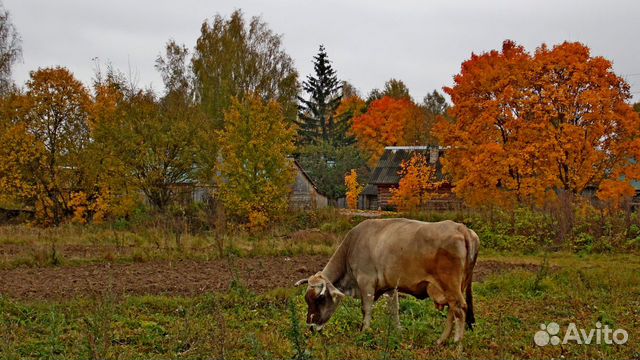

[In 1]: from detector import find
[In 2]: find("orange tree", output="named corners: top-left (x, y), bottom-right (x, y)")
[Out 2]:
top-left (434, 40), bottom-right (640, 208)
top-left (389, 153), bottom-right (444, 212)
top-left (0, 67), bottom-right (92, 224)
top-left (351, 96), bottom-right (427, 166)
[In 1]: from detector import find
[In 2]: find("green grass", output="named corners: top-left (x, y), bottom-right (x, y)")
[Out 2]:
top-left (1, 254), bottom-right (639, 359)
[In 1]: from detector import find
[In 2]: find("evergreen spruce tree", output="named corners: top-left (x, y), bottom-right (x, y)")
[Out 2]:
top-left (297, 45), bottom-right (350, 145)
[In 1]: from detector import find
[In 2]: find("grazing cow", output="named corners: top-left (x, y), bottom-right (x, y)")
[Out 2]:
top-left (295, 218), bottom-right (479, 345)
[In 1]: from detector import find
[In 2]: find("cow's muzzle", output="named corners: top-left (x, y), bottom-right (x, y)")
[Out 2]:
top-left (307, 323), bottom-right (325, 333)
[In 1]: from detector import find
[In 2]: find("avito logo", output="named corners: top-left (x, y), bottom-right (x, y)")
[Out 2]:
top-left (535, 322), bottom-right (628, 346)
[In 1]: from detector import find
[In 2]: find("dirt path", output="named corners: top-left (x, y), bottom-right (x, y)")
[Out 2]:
top-left (0, 256), bottom-right (543, 301)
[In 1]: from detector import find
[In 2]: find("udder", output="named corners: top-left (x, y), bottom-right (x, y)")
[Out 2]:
top-left (427, 283), bottom-right (448, 311)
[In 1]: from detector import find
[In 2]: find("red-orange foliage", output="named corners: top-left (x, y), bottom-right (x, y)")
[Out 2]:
top-left (434, 40), bottom-right (640, 208)
top-left (351, 96), bottom-right (426, 166)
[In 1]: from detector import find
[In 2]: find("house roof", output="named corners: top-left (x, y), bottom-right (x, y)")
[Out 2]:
top-left (369, 146), bottom-right (445, 185)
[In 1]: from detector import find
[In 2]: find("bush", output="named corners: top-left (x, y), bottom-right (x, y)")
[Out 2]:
top-left (398, 204), bottom-right (635, 254)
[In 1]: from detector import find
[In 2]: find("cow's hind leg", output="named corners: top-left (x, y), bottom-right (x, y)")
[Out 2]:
top-left (437, 310), bottom-right (454, 345)
top-left (449, 292), bottom-right (467, 344)
top-left (428, 283), bottom-right (453, 345)
top-left (437, 281), bottom-right (467, 345)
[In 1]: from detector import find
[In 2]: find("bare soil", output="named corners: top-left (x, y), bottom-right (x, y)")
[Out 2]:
top-left (0, 256), bottom-right (545, 301)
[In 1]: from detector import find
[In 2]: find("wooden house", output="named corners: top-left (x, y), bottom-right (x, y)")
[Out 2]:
top-left (365, 146), bottom-right (459, 210)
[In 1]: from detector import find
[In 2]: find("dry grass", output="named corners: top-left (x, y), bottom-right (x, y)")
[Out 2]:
top-left (0, 221), bottom-right (343, 270)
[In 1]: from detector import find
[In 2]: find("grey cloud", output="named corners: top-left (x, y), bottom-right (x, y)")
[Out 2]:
top-left (5, 0), bottom-right (640, 100)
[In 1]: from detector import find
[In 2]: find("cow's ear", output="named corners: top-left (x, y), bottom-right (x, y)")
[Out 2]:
top-left (328, 283), bottom-right (345, 302)
top-left (294, 278), bottom-right (308, 287)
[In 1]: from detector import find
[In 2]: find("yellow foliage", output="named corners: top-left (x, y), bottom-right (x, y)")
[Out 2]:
top-left (0, 67), bottom-right (92, 225)
top-left (344, 169), bottom-right (363, 209)
top-left (215, 94), bottom-right (296, 228)
top-left (248, 210), bottom-right (269, 232)
top-left (91, 192), bottom-right (110, 224)
top-left (389, 153), bottom-right (445, 212)
top-left (68, 192), bottom-right (89, 224)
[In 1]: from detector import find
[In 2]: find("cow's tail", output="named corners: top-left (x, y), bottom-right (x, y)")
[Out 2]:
top-left (463, 227), bottom-right (479, 330)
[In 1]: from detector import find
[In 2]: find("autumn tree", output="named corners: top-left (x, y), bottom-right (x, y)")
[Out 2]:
top-left (366, 88), bottom-right (384, 104)
top-left (192, 10), bottom-right (298, 129)
top-left (422, 90), bottom-right (449, 116)
top-left (389, 153), bottom-right (444, 212)
top-left (351, 96), bottom-right (427, 166)
top-left (341, 80), bottom-right (359, 99)
top-left (335, 93), bottom-right (366, 124)
top-left (367, 78), bottom-right (411, 104)
top-left (105, 90), bottom-right (205, 211)
top-left (403, 101), bottom-right (432, 147)
top-left (297, 45), bottom-right (349, 145)
top-left (0, 93), bottom-right (44, 212)
top-left (382, 78), bottom-right (411, 100)
top-left (434, 40), bottom-right (640, 208)
top-left (84, 65), bottom-right (138, 222)
top-left (2, 67), bottom-right (92, 224)
top-left (0, 4), bottom-right (21, 96)
top-left (156, 41), bottom-right (192, 97)
top-left (418, 90), bottom-right (449, 145)
top-left (216, 94), bottom-right (296, 229)
top-left (344, 169), bottom-right (363, 209)
top-left (92, 43), bottom-right (208, 212)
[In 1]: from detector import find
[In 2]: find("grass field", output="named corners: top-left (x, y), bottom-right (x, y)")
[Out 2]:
top-left (0, 220), bottom-right (639, 359)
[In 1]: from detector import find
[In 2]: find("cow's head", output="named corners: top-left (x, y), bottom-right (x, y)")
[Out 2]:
top-left (295, 272), bottom-right (345, 331)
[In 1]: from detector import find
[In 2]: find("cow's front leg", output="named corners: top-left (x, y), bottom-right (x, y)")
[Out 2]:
top-left (359, 288), bottom-right (374, 331)
top-left (386, 289), bottom-right (401, 330)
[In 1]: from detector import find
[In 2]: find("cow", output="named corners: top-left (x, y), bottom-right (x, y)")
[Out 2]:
top-left (294, 218), bottom-right (479, 345)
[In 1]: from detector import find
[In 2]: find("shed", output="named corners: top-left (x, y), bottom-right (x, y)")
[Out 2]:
top-left (290, 159), bottom-right (329, 210)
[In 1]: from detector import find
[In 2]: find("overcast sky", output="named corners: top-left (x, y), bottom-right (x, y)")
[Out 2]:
top-left (5, 0), bottom-right (640, 101)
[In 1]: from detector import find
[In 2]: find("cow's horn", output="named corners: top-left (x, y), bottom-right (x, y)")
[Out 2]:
top-left (319, 282), bottom-right (326, 296)
top-left (294, 278), bottom-right (308, 287)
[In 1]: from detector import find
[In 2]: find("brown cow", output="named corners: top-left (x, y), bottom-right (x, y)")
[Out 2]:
top-left (295, 218), bottom-right (479, 345)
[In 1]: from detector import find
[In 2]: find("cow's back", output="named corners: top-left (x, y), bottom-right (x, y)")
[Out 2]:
top-left (345, 218), bottom-right (470, 294)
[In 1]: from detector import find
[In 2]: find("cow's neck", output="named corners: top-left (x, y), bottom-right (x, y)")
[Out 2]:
top-left (321, 239), bottom-right (349, 285)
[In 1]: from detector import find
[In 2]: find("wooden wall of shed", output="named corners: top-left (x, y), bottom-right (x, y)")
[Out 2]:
top-left (290, 171), bottom-right (328, 210)
top-left (377, 185), bottom-right (395, 210)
